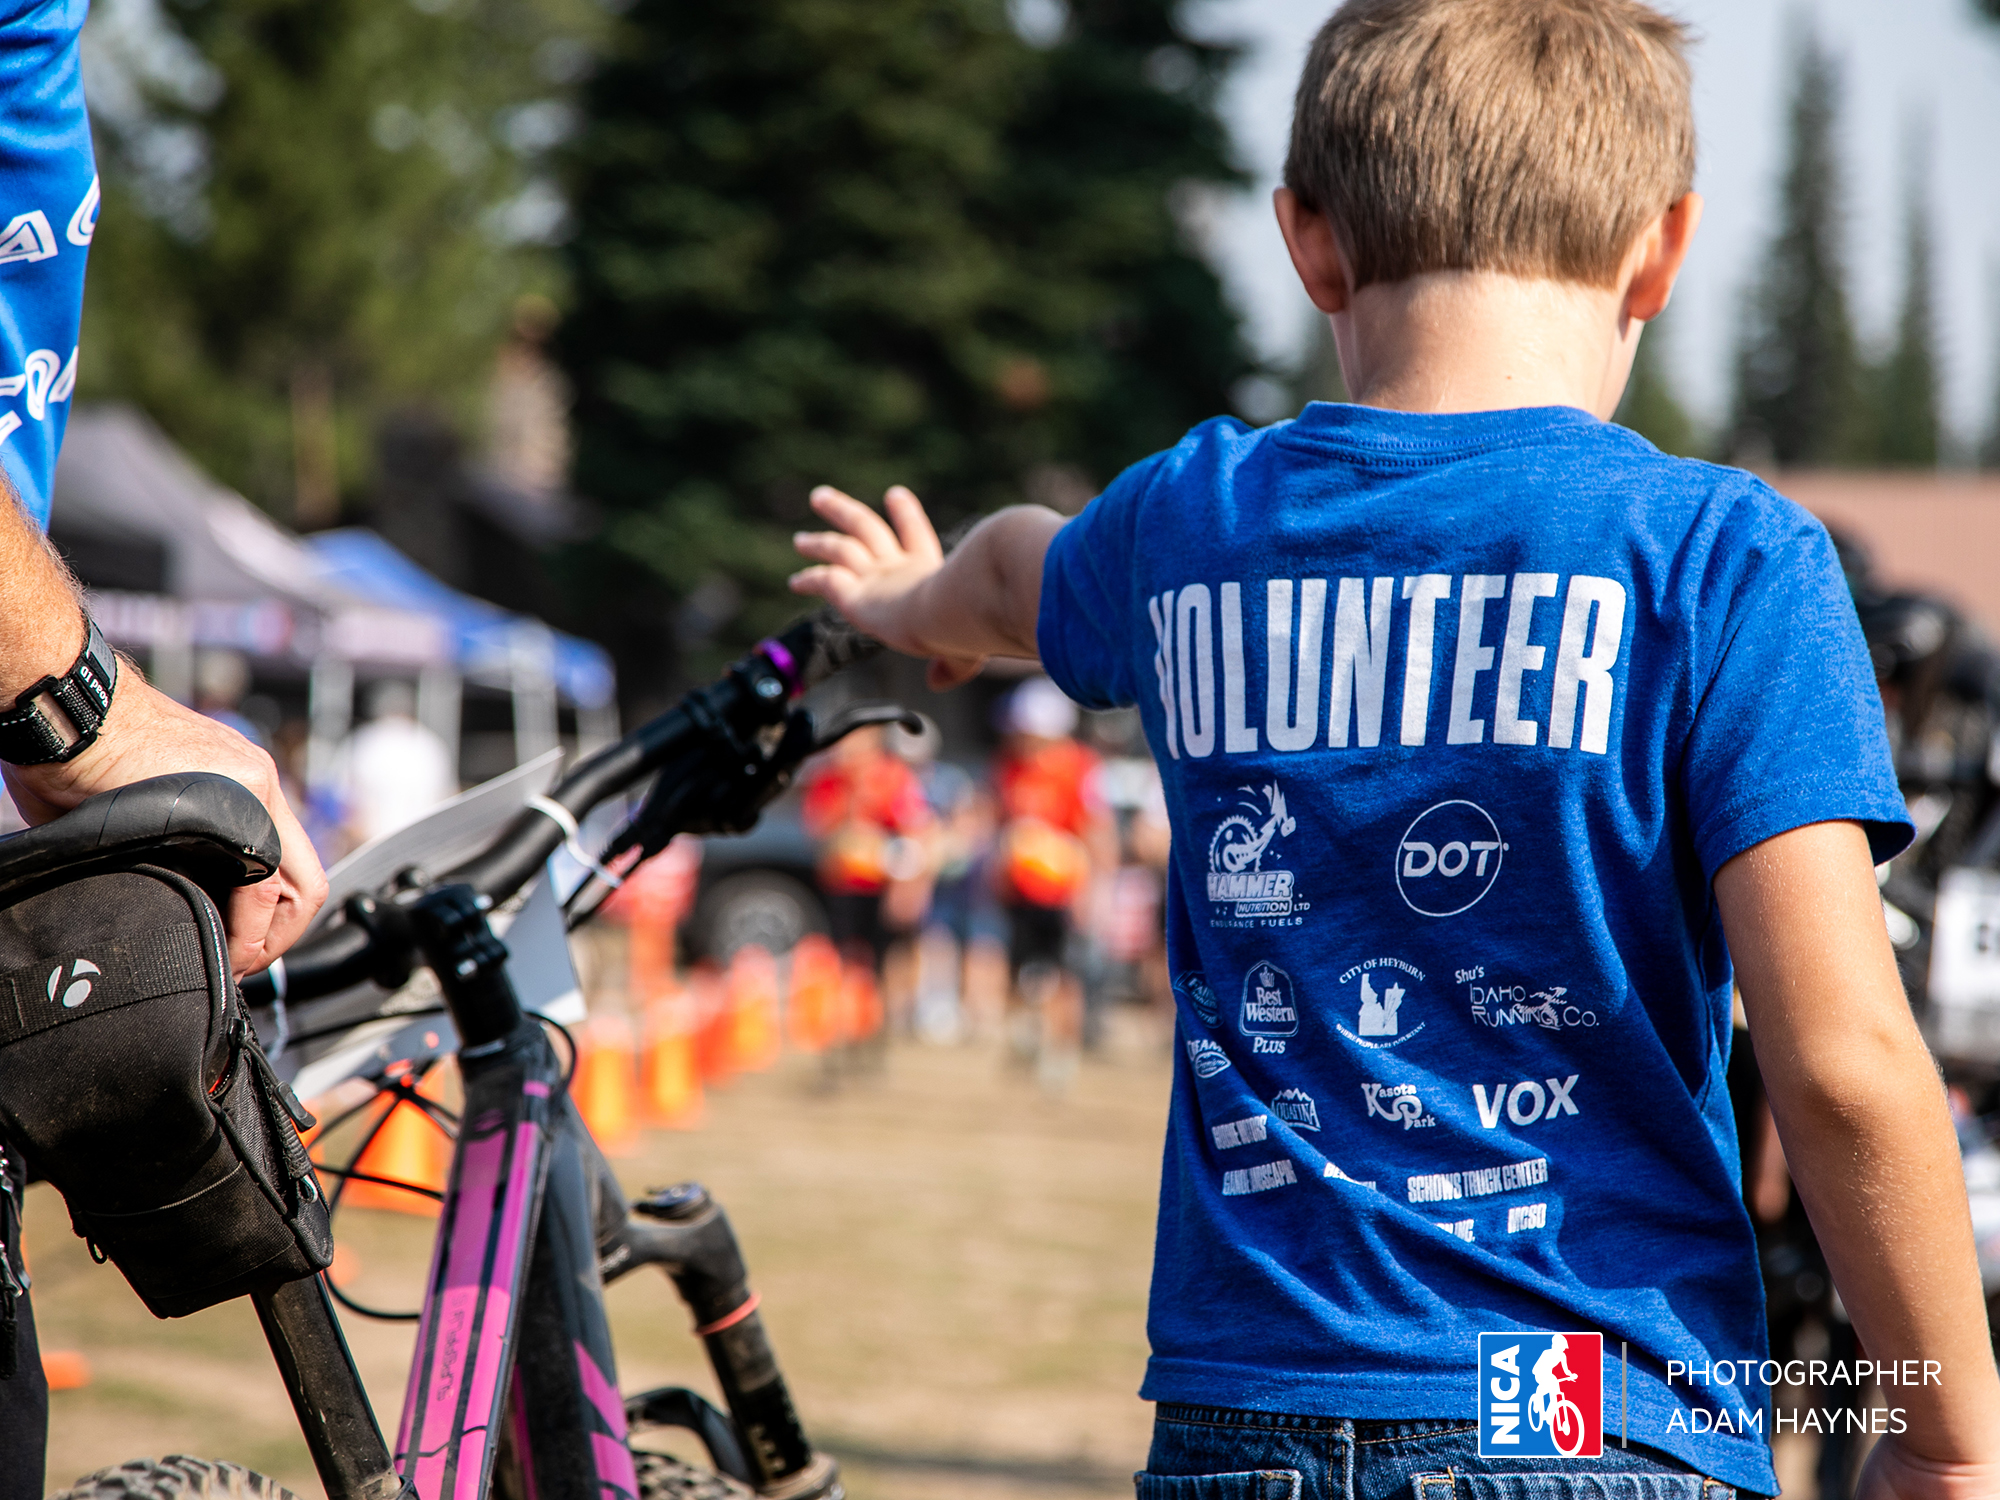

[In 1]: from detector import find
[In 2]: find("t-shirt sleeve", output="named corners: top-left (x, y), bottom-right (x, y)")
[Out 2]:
top-left (1681, 495), bottom-right (1912, 877)
top-left (1036, 451), bottom-right (1169, 711)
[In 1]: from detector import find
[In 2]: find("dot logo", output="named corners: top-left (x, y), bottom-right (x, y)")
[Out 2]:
top-left (1395, 800), bottom-right (1506, 917)
top-left (46, 957), bottom-right (101, 1009)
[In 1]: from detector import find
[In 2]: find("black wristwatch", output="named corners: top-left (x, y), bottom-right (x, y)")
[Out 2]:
top-left (0, 616), bottom-right (119, 765)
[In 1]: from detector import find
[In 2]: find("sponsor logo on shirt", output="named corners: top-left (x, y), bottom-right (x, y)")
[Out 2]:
top-left (1322, 1161), bottom-right (1376, 1189)
top-left (1479, 1332), bottom-right (1603, 1458)
top-left (1270, 1087), bottom-right (1320, 1131)
top-left (1407, 1155), bottom-right (1547, 1204)
top-left (1205, 781), bottom-right (1306, 925)
top-left (1436, 1219), bottom-right (1475, 1241)
top-left (1507, 1202), bottom-right (1548, 1233)
top-left (1184, 1039), bottom-right (1232, 1079)
top-left (1334, 957), bottom-right (1427, 1049)
top-left (1362, 1081), bottom-right (1436, 1129)
top-left (1459, 967), bottom-right (1600, 1031)
top-left (1396, 800), bottom-right (1505, 916)
top-left (1210, 1114), bottom-right (1267, 1150)
top-left (1472, 1077), bottom-right (1580, 1129)
top-left (1175, 970), bottom-right (1221, 1026)
top-left (1239, 961), bottom-right (1298, 1052)
top-left (1221, 1159), bottom-right (1296, 1196)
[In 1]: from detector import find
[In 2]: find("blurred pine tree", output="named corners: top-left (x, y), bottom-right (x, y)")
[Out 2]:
top-left (1286, 315), bottom-right (1347, 410)
top-left (1728, 23), bottom-right (1863, 467)
top-left (1615, 311), bottom-right (1700, 457)
top-left (1865, 168), bottom-right (1941, 467)
top-left (78, 0), bottom-right (591, 523)
top-left (557, 0), bottom-right (1252, 702)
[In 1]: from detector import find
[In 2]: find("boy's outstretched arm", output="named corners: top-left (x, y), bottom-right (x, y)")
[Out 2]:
top-left (789, 484), bottom-right (1065, 689)
top-left (1717, 820), bottom-right (2000, 1500)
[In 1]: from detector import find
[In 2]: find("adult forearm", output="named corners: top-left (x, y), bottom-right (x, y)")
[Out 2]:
top-left (904, 505), bottom-right (1065, 663)
top-left (0, 489), bottom-right (88, 698)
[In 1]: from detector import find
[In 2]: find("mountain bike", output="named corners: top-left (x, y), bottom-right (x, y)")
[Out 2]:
top-left (31, 611), bottom-right (910, 1500)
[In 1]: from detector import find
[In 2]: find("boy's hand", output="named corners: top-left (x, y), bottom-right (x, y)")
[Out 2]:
top-left (791, 485), bottom-right (1063, 690)
top-left (1858, 1434), bottom-right (2000, 1500)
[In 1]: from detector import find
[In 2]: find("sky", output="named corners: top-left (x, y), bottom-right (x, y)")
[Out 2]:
top-left (1192, 0), bottom-right (2000, 445)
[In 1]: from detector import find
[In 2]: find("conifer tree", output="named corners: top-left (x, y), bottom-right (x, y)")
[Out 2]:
top-left (559, 0), bottom-right (1252, 698)
top-left (1286, 315), bottom-right (1348, 409)
top-left (1867, 165), bottom-right (1942, 467)
top-left (1729, 24), bottom-right (1862, 467)
top-left (1615, 312), bottom-right (1699, 457)
top-left (79, 0), bottom-right (588, 521)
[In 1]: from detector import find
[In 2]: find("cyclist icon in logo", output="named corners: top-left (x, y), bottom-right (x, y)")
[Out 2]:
top-left (1528, 1335), bottom-right (1587, 1457)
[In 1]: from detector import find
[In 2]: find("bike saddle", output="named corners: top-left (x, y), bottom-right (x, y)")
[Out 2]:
top-left (0, 771), bottom-right (279, 904)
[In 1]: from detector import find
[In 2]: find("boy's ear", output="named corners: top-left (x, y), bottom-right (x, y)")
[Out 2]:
top-left (1275, 188), bottom-right (1354, 315)
top-left (1624, 192), bottom-right (1704, 325)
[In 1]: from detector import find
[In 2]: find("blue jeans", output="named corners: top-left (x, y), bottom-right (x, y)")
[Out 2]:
top-left (1139, 1407), bottom-right (1736, 1500)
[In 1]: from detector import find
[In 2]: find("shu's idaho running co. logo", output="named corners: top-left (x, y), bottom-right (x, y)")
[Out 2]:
top-left (1479, 1332), bottom-right (1602, 1458)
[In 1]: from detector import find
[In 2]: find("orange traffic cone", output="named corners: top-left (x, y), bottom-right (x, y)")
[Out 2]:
top-left (723, 945), bottom-right (782, 1075)
top-left (788, 934), bottom-right (841, 1053)
top-left (574, 1015), bottom-right (640, 1155)
top-left (641, 985), bottom-right (704, 1128)
top-left (345, 1065), bottom-right (452, 1215)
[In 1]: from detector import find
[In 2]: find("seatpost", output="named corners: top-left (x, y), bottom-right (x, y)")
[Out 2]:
top-left (253, 1276), bottom-right (408, 1500)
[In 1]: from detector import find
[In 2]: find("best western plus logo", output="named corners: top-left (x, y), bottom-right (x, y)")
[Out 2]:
top-left (1479, 1332), bottom-right (1602, 1458)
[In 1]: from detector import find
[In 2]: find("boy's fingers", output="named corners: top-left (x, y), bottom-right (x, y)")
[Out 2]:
top-left (809, 486), bottom-right (902, 557)
top-left (787, 564), bottom-right (855, 604)
top-left (926, 654), bottom-right (986, 690)
top-left (883, 485), bottom-right (943, 563)
top-left (792, 529), bottom-right (876, 576)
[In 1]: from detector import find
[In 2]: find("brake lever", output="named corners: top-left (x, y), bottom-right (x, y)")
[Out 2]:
top-left (813, 701), bottom-right (924, 752)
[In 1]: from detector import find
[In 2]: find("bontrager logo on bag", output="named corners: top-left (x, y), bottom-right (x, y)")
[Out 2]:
top-left (46, 957), bottom-right (101, 1008)
top-left (1479, 1332), bottom-right (1602, 1457)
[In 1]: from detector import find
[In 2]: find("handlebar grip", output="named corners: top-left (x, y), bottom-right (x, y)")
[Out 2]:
top-left (767, 609), bottom-right (884, 694)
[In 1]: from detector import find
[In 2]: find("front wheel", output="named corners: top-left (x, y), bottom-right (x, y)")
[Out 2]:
top-left (49, 1458), bottom-right (300, 1500)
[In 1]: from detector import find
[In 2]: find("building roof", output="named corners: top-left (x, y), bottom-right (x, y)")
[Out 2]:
top-left (1772, 470), bottom-right (2000, 641)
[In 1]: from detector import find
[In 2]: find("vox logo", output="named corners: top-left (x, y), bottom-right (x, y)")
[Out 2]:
top-left (1473, 1076), bottom-right (1579, 1128)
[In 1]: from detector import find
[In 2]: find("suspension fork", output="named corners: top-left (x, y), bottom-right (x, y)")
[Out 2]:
top-left (598, 1176), bottom-right (841, 1499)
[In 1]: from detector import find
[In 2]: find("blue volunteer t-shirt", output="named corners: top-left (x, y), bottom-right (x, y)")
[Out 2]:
top-left (1038, 403), bottom-right (1910, 1493)
top-left (0, 0), bottom-right (94, 526)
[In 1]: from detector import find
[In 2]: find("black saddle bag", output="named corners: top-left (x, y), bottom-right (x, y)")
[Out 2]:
top-left (0, 861), bottom-right (331, 1318)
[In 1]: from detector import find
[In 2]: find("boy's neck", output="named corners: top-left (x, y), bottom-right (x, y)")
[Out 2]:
top-left (1328, 270), bottom-right (1639, 422)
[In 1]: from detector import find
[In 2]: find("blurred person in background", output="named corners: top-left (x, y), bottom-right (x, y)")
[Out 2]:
top-left (1089, 709), bottom-right (1173, 1033)
top-left (193, 648), bottom-right (270, 750)
top-left (799, 723), bottom-right (933, 1048)
top-left (991, 676), bottom-right (1111, 1092)
top-left (334, 678), bottom-right (456, 851)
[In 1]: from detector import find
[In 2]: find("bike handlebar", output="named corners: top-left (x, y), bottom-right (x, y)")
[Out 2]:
top-left (245, 609), bottom-right (882, 1009)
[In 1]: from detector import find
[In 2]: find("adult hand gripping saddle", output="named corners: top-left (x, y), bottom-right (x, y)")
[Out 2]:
top-left (0, 773), bottom-right (331, 1330)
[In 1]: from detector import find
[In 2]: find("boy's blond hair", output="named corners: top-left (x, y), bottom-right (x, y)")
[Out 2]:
top-left (1286, 0), bottom-right (1694, 290)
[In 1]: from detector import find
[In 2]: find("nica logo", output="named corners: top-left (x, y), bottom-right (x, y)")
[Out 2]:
top-left (1396, 801), bottom-right (1505, 917)
top-left (1479, 1332), bottom-right (1602, 1458)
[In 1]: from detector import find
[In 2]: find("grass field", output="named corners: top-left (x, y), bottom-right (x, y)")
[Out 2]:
top-left (26, 1019), bottom-right (1174, 1499)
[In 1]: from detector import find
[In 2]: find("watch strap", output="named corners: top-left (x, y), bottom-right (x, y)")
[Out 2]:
top-left (0, 617), bottom-right (119, 765)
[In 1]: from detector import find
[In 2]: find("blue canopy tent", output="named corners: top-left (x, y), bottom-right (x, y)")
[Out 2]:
top-left (302, 527), bottom-right (616, 775)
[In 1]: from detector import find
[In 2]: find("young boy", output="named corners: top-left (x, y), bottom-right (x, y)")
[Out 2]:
top-left (790, 2), bottom-right (2000, 1495)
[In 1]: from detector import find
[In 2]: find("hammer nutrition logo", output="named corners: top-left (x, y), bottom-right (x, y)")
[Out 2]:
top-left (1396, 801), bottom-right (1505, 917)
top-left (1480, 1332), bottom-right (1602, 1458)
top-left (1206, 782), bottom-right (1306, 925)
top-left (1239, 961), bottom-right (1298, 1051)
